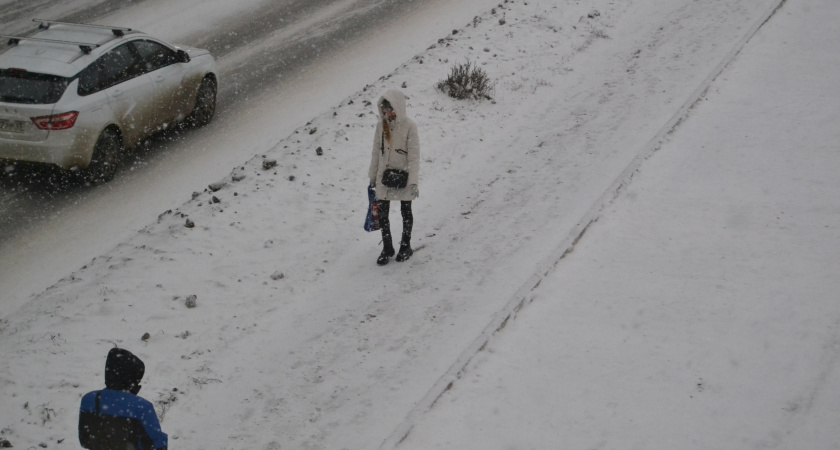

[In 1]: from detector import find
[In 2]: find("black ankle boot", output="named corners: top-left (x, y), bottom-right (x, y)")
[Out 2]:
top-left (395, 243), bottom-right (413, 262)
top-left (377, 246), bottom-right (395, 265)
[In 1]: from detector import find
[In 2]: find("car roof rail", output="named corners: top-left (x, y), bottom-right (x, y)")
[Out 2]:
top-left (2, 35), bottom-right (101, 54)
top-left (33, 19), bottom-right (133, 37)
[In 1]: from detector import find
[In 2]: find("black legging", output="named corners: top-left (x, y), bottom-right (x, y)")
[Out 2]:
top-left (378, 200), bottom-right (413, 247)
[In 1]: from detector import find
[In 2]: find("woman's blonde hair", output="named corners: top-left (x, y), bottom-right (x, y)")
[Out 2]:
top-left (382, 117), bottom-right (391, 143)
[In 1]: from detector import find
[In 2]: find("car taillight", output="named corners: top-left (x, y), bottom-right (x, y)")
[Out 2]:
top-left (31, 111), bottom-right (79, 130)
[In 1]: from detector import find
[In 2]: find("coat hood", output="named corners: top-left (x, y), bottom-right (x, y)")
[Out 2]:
top-left (378, 89), bottom-right (407, 124)
top-left (105, 348), bottom-right (145, 393)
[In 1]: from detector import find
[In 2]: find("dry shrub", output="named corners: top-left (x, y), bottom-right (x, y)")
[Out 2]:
top-left (436, 60), bottom-right (495, 100)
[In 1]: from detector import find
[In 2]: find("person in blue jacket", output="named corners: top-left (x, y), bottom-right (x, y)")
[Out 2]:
top-left (79, 347), bottom-right (168, 450)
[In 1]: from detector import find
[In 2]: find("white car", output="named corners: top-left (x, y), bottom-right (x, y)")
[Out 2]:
top-left (0, 20), bottom-right (217, 182)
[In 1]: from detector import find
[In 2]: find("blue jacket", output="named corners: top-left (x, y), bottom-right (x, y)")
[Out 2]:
top-left (79, 389), bottom-right (168, 450)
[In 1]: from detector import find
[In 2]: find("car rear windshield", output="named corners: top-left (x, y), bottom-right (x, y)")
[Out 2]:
top-left (0, 70), bottom-right (70, 104)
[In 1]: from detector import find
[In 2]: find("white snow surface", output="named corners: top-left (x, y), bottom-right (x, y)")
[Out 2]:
top-left (3, 0), bottom-right (840, 449)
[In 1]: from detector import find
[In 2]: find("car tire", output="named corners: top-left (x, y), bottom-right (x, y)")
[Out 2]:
top-left (85, 128), bottom-right (121, 183)
top-left (187, 77), bottom-right (217, 127)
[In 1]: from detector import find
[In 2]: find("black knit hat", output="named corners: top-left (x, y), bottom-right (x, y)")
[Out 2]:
top-left (105, 347), bottom-right (145, 393)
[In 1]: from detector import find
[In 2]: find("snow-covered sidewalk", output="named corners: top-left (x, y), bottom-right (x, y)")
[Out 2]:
top-left (396, 1), bottom-right (840, 448)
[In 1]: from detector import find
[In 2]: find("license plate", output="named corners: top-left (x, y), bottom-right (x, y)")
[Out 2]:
top-left (0, 118), bottom-right (24, 133)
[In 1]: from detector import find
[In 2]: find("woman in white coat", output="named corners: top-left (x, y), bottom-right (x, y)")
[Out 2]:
top-left (368, 89), bottom-right (420, 265)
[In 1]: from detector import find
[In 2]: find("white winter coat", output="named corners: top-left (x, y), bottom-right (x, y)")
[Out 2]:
top-left (368, 89), bottom-right (420, 201)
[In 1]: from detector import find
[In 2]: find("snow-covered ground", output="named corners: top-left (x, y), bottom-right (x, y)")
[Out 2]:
top-left (0, 0), bottom-right (504, 315)
top-left (397, 0), bottom-right (840, 448)
top-left (3, 0), bottom-right (839, 449)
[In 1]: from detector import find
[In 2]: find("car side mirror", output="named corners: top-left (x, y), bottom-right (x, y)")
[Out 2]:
top-left (177, 49), bottom-right (190, 63)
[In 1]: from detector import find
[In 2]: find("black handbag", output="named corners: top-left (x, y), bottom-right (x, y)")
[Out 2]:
top-left (382, 168), bottom-right (409, 188)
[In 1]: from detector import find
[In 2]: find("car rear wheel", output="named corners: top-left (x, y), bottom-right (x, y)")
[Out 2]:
top-left (187, 77), bottom-right (217, 127)
top-left (85, 128), bottom-right (121, 183)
